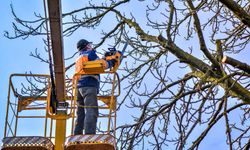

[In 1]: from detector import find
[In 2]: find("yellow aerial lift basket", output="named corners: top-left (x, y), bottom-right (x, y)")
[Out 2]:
top-left (1, 60), bottom-right (121, 150)
top-left (65, 60), bottom-right (120, 150)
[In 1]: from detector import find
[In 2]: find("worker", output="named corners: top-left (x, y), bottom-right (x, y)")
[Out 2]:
top-left (74, 39), bottom-right (117, 135)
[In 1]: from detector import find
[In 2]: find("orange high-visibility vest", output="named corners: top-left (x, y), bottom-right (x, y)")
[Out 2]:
top-left (75, 53), bottom-right (107, 81)
top-left (75, 54), bottom-right (88, 74)
top-left (75, 55), bottom-right (100, 81)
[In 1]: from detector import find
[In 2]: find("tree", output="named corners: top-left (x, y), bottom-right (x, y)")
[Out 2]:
top-left (5, 0), bottom-right (250, 149)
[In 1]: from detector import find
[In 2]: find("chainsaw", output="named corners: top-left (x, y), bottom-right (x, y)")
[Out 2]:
top-left (104, 42), bottom-right (128, 62)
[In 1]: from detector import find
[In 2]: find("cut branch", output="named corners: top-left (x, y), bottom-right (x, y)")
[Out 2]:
top-left (222, 56), bottom-right (250, 74)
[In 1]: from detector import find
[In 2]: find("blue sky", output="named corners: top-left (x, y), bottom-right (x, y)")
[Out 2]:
top-left (0, 1), bottom-right (42, 139)
top-left (0, 0), bottom-right (67, 141)
top-left (1, 1), bottom-right (250, 149)
top-left (0, 0), bottom-right (228, 148)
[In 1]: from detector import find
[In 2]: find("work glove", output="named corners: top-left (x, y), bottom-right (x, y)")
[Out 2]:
top-left (105, 59), bottom-right (116, 68)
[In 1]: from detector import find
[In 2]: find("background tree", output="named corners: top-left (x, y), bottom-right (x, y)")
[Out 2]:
top-left (5, 0), bottom-right (250, 149)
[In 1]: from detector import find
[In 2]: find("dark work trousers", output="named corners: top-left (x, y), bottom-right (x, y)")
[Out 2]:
top-left (74, 87), bottom-right (98, 135)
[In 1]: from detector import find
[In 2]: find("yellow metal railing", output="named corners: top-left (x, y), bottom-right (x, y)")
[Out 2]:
top-left (3, 61), bottom-right (120, 150)
top-left (71, 71), bottom-right (120, 135)
top-left (4, 73), bottom-right (51, 138)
